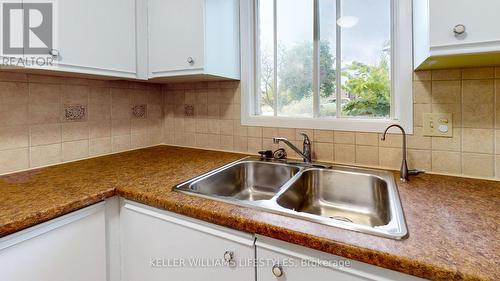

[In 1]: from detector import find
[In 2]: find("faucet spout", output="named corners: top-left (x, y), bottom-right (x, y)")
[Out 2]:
top-left (381, 124), bottom-right (409, 182)
top-left (273, 132), bottom-right (312, 163)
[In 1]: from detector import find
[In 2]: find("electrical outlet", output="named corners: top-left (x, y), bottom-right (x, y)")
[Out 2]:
top-left (423, 113), bottom-right (453, 137)
top-left (184, 104), bottom-right (195, 117)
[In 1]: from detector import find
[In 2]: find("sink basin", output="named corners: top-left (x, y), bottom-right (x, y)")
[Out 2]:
top-left (276, 169), bottom-right (390, 227)
top-left (177, 160), bottom-right (300, 201)
top-left (174, 157), bottom-right (408, 240)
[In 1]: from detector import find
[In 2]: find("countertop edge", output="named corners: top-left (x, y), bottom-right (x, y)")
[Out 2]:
top-left (0, 189), bottom-right (115, 238)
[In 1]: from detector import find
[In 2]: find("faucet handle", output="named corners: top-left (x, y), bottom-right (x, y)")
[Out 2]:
top-left (258, 150), bottom-right (273, 159)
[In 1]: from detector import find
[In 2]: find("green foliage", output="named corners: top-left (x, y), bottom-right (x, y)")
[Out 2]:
top-left (259, 41), bottom-right (391, 118)
top-left (341, 57), bottom-right (391, 117)
top-left (319, 102), bottom-right (337, 117)
top-left (278, 43), bottom-right (313, 103)
top-left (319, 42), bottom-right (336, 99)
top-left (260, 41), bottom-right (336, 111)
top-left (278, 41), bottom-right (336, 103)
top-left (259, 50), bottom-right (275, 111)
top-left (279, 96), bottom-right (313, 116)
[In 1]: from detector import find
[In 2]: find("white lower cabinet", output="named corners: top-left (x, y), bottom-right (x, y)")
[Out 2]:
top-left (0, 199), bottom-right (427, 281)
top-left (256, 235), bottom-right (425, 281)
top-left (121, 201), bottom-right (427, 281)
top-left (120, 201), bottom-right (255, 281)
top-left (0, 203), bottom-right (107, 281)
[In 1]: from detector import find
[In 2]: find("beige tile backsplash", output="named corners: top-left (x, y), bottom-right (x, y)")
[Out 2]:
top-left (2, 67), bottom-right (500, 180)
top-left (0, 72), bottom-right (163, 174)
top-left (162, 67), bottom-right (500, 180)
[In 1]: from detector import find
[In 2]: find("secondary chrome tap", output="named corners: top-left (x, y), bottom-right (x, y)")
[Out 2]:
top-left (273, 132), bottom-right (312, 163)
top-left (381, 124), bottom-right (409, 182)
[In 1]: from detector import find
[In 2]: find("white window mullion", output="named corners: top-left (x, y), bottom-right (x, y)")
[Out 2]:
top-left (335, 0), bottom-right (342, 118)
top-left (254, 0), bottom-right (261, 115)
top-left (273, 0), bottom-right (278, 116)
top-left (312, 0), bottom-right (320, 118)
top-left (389, 0), bottom-right (395, 118)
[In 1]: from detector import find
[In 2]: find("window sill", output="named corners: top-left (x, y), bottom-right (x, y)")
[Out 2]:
top-left (241, 115), bottom-right (413, 134)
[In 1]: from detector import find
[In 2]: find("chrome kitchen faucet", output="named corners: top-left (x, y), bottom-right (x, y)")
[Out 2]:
top-left (273, 132), bottom-right (312, 163)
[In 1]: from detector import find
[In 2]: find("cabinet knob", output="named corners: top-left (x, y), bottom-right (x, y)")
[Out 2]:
top-left (272, 264), bottom-right (283, 277)
top-left (453, 24), bottom-right (466, 35)
top-left (49, 49), bottom-right (60, 58)
top-left (223, 251), bottom-right (234, 262)
top-left (187, 57), bottom-right (195, 65)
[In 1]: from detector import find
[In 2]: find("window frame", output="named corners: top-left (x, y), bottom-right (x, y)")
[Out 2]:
top-left (240, 0), bottom-right (413, 133)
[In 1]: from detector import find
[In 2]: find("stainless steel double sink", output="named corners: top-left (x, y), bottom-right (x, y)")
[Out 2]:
top-left (174, 157), bottom-right (408, 240)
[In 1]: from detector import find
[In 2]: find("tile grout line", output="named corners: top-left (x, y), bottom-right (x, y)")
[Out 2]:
top-left (27, 79), bottom-right (32, 168)
top-left (494, 79), bottom-right (497, 177)
top-left (428, 71), bottom-right (433, 173)
top-left (58, 83), bottom-right (63, 164)
top-left (460, 71), bottom-right (464, 175)
top-left (87, 86), bottom-right (91, 156)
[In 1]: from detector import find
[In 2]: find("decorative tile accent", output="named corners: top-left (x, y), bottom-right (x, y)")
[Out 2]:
top-left (184, 104), bottom-right (195, 117)
top-left (64, 105), bottom-right (87, 122)
top-left (132, 104), bottom-right (147, 119)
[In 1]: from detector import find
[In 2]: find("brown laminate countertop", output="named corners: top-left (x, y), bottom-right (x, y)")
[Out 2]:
top-left (0, 146), bottom-right (499, 280)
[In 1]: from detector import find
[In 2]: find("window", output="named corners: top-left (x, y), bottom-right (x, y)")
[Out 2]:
top-left (240, 0), bottom-right (413, 133)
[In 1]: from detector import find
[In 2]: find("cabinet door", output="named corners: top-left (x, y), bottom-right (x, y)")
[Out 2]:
top-left (0, 204), bottom-right (107, 281)
top-left (256, 236), bottom-right (426, 281)
top-left (121, 201), bottom-right (255, 281)
top-left (429, 0), bottom-right (500, 48)
top-left (257, 246), bottom-right (366, 281)
top-left (52, 0), bottom-right (138, 77)
top-left (0, 0), bottom-right (24, 66)
top-left (148, 0), bottom-right (205, 77)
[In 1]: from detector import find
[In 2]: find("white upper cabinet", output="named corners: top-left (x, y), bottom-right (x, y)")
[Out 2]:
top-left (1, 0), bottom-right (239, 80)
top-left (414, 0), bottom-right (500, 69)
top-left (148, 0), bottom-right (240, 81)
top-left (428, 0), bottom-right (500, 49)
top-left (50, 0), bottom-right (145, 78)
top-left (0, 0), bottom-right (23, 63)
top-left (148, 0), bottom-right (204, 76)
top-left (4, 0), bottom-right (146, 79)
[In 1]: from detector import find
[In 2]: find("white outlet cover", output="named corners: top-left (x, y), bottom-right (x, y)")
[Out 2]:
top-left (423, 113), bottom-right (453, 137)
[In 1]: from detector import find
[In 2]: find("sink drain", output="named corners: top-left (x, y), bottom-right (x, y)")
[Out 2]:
top-left (329, 216), bottom-right (353, 223)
